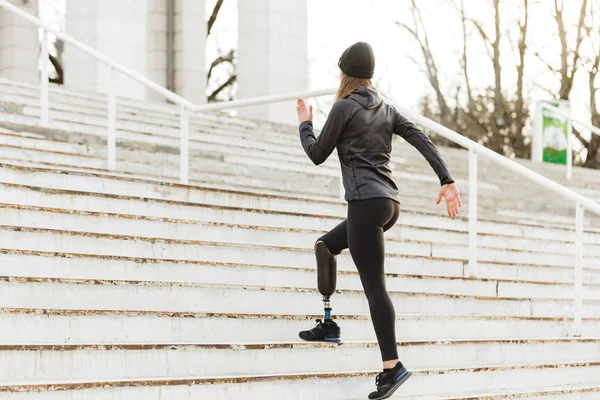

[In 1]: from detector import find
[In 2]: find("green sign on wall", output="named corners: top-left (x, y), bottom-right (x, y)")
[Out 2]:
top-left (541, 101), bottom-right (569, 165)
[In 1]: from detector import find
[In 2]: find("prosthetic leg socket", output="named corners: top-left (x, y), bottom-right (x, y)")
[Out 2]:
top-left (315, 240), bottom-right (337, 321)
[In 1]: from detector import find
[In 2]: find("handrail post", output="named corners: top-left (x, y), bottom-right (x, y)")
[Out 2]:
top-left (468, 149), bottom-right (478, 277)
top-left (107, 67), bottom-right (116, 171)
top-left (572, 202), bottom-right (584, 337)
top-left (180, 104), bottom-right (189, 184)
top-left (40, 29), bottom-right (49, 126)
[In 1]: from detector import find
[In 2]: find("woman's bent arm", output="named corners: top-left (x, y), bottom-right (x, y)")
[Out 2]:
top-left (299, 101), bottom-right (349, 165)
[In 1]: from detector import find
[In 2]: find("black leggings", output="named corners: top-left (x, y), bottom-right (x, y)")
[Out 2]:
top-left (319, 197), bottom-right (400, 361)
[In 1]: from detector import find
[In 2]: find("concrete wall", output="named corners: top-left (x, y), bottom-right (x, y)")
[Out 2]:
top-left (65, 0), bottom-right (148, 99)
top-left (64, 0), bottom-right (206, 103)
top-left (146, 0), bottom-right (167, 102)
top-left (237, 0), bottom-right (308, 124)
top-left (174, 0), bottom-right (206, 104)
top-left (0, 0), bottom-right (39, 83)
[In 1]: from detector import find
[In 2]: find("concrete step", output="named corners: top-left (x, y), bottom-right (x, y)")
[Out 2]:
top-left (0, 110), bottom-right (591, 212)
top-left (0, 144), bottom-right (589, 222)
top-left (3, 240), bottom-right (595, 294)
top-left (0, 81), bottom-right (285, 134)
top-left (437, 386), bottom-right (600, 400)
top-left (0, 114), bottom-right (596, 220)
top-left (5, 99), bottom-right (600, 212)
top-left (0, 183), bottom-right (596, 260)
top-left (0, 113), bottom-right (341, 174)
top-left (3, 104), bottom-right (313, 160)
top-left (0, 161), bottom-right (346, 211)
top-left (0, 82), bottom-right (303, 147)
top-left (4, 91), bottom-right (600, 206)
top-left (0, 128), bottom-right (337, 183)
top-left (0, 276), bottom-right (597, 318)
top-left (3, 162), bottom-right (599, 237)
top-left (0, 120), bottom-right (341, 179)
top-left (2, 136), bottom-right (587, 218)
top-left (0, 143), bottom-right (340, 197)
top-left (1, 339), bottom-right (599, 382)
top-left (0, 129), bottom-right (338, 188)
top-left (0, 158), bottom-right (344, 205)
top-left (1, 209), bottom-right (598, 274)
top-left (1, 363), bottom-right (599, 399)
top-left (3, 178), bottom-right (599, 254)
top-left (2, 307), bottom-right (598, 344)
top-left (5, 77), bottom-right (600, 190)
top-left (2, 248), bottom-right (598, 301)
top-left (2, 78), bottom-right (600, 183)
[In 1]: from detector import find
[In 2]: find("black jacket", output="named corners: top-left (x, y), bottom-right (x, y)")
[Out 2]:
top-left (299, 86), bottom-right (453, 202)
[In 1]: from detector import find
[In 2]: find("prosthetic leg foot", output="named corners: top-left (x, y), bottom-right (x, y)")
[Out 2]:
top-left (299, 240), bottom-right (341, 342)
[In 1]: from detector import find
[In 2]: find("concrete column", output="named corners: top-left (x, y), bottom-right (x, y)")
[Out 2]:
top-left (65, 0), bottom-right (148, 99)
top-left (64, 0), bottom-right (205, 104)
top-left (0, 0), bottom-right (39, 83)
top-left (237, 0), bottom-right (308, 124)
top-left (146, 0), bottom-right (167, 102)
top-left (174, 0), bottom-right (206, 104)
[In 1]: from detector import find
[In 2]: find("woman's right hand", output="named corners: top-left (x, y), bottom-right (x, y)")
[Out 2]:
top-left (436, 183), bottom-right (462, 217)
top-left (297, 98), bottom-right (313, 123)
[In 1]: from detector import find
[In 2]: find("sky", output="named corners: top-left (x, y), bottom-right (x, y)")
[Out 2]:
top-left (37, 0), bottom-right (597, 142)
top-left (204, 0), bottom-right (596, 139)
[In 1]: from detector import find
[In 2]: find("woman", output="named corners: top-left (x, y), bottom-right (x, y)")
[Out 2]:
top-left (296, 42), bottom-right (461, 400)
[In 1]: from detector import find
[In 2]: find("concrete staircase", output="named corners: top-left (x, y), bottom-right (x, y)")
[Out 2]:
top-left (0, 77), bottom-right (599, 399)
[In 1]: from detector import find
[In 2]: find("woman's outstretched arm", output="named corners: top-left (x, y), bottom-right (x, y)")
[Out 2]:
top-left (297, 98), bottom-right (349, 165)
top-left (393, 108), bottom-right (462, 217)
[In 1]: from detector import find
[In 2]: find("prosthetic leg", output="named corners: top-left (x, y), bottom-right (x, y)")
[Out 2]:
top-left (315, 240), bottom-right (337, 321)
top-left (298, 240), bottom-right (341, 342)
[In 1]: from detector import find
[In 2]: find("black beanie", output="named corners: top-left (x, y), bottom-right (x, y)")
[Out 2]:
top-left (338, 42), bottom-right (375, 79)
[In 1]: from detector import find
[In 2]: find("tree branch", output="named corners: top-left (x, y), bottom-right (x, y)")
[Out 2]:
top-left (570, 0), bottom-right (589, 83)
top-left (530, 80), bottom-right (558, 97)
top-left (572, 126), bottom-right (590, 148)
top-left (48, 53), bottom-right (63, 84)
top-left (459, 0), bottom-right (474, 108)
top-left (534, 52), bottom-right (558, 73)
top-left (208, 74), bottom-right (237, 102)
top-left (468, 19), bottom-right (494, 60)
top-left (207, 0), bottom-right (224, 36)
top-left (207, 49), bottom-right (235, 81)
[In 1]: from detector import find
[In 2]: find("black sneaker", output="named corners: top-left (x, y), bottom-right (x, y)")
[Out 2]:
top-left (298, 319), bottom-right (341, 342)
top-left (368, 362), bottom-right (412, 400)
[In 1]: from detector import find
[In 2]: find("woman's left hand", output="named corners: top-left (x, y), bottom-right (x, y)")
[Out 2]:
top-left (297, 98), bottom-right (313, 123)
top-left (437, 183), bottom-right (462, 217)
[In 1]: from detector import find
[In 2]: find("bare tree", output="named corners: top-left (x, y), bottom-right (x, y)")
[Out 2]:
top-left (536, 0), bottom-right (594, 166)
top-left (400, 0), bottom-right (531, 158)
top-left (553, 0), bottom-right (588, 100)
top-left (396, 0), bottom-right (453, 129)
top-left (206, 0), bottom-right (237, 102)
top-left (583, 1), bottom-right (600, 167)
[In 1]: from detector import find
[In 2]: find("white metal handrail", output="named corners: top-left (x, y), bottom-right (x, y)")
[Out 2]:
top-left (2, 0), bottom-right (597, 336)
top-left (191, 88), bottom-right (336, 112)
top-left (396, 103), bottom-right (598, 336)
top-left (0, 0), bottom-right (194, 182)
top-left (0, 0), bottom-right (336, 184)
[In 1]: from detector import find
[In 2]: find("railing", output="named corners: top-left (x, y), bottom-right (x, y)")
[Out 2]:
top-left (2, 0), bottom-right (599, 336)
top-left (0, 0), bottom-right (334, 184)
top-left (396, 103), bottom-right (600, 336)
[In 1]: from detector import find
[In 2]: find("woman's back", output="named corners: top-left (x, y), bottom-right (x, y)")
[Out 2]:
top-left (334, 86), bottom-right (399, 201)
top-left (300, 85), bottom-right (453, 202)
